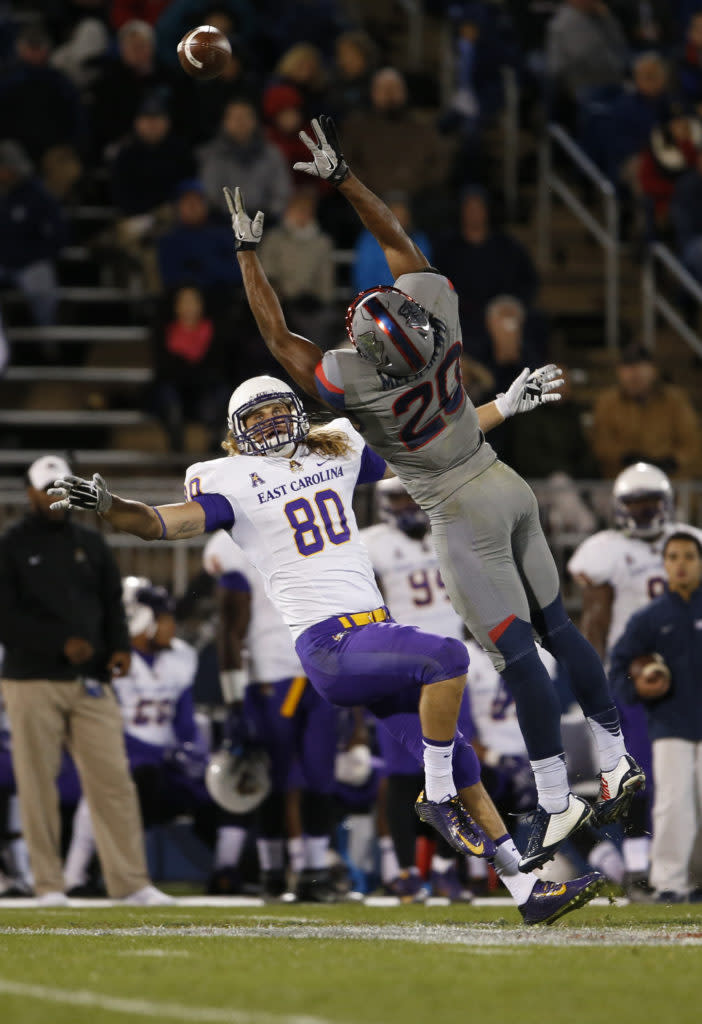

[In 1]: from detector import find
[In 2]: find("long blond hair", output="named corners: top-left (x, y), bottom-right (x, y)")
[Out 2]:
top-left (221, 423), bottom-right (353, 458)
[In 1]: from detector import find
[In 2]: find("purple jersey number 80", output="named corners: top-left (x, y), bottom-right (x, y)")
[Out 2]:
top-left (285, 489), bottom-right (351, 556)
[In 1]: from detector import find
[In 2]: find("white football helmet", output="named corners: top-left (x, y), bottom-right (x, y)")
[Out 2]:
top-left (612, 462), bottom-right (673, 540)
top-left (205, 745), bottom-right (271, 814)
top-left (375, 477), bottom-right (428, 536)
top-left (346, 286), bottom-right (435, 376)
top-left (121, 576), bottom-right (174, 638)
top-left (227, 375), bottom-right (309, 457)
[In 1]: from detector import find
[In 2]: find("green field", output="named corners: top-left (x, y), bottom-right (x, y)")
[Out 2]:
top-left (0, 901), bottom-right (700, 1024)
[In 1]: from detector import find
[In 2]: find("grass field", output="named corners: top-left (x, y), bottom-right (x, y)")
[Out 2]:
top-left (0, 899), bottom-right (700, 1024)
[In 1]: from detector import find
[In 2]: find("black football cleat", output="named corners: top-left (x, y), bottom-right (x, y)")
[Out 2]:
top-left (593, 754), bottom-right (646, 827)
top-left (518, 794), bottom-right (593, 872)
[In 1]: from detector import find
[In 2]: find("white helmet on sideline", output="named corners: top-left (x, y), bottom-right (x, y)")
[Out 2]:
top-left (227, 375), bottom-right (309, 457)
top-left (612, 462), bottom-right (673, 540)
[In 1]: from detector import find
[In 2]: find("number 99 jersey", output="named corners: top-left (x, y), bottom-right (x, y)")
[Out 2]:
top-left (315, 271), bottom-right (497, 512)
top-left (184, 419), bottom-right (386, 640)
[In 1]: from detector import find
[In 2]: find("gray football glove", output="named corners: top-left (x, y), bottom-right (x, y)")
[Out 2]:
top-left (294, 115), bottom-right (349, 184)
top-left (223, 185), bottom-right (264, 251)
top-left (494, 364), bottom-right (564, 419)
top-left (48, 473), bottom-right (113, 514)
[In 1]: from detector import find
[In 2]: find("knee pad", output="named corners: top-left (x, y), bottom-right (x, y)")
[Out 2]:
top-left (424, 636), bottom-right (469, 685)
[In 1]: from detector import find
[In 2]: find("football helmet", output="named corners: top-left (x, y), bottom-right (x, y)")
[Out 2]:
top-left (612, 462), bottom-right (673, 540)
top-left (205, 743), bottom-right (271, 814)
top-left (228, 375), bottom-right (309, 457)
top-left (346, 286), bottom-right (435, 376)
top-left (376, 477), bottom-right (428, 537)
top-left (121, 576), bottom-right (174, 638)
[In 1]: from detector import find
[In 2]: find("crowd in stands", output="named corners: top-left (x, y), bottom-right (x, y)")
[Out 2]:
top-left (0, 0), bottom-right (701, 472)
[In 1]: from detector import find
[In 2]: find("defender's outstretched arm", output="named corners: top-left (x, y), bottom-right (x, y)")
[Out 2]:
top-left (294, 116), bottom-right (427, 280)
top-left (225, 185), bottom-right (326, 401)
top-left (48, 474), bottom-right (206, 540)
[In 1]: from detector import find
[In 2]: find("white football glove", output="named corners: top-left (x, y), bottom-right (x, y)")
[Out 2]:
top-left (294, 115), bottom-right (350, 184)
top-left (494, 364), bottom-right (564, 419)
top-left (223, 185), bottom-right (264, 251)
top-left (48, 473), bottom-right (113, 514)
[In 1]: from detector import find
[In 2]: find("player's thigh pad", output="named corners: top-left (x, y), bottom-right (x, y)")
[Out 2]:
top-left (296, 620), bottom-right (468, 707)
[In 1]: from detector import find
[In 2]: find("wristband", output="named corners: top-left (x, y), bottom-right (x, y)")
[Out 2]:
top-left (219, 669), bottom-right (248, 703)
top-left (494, 394), bottom-right (510, 419)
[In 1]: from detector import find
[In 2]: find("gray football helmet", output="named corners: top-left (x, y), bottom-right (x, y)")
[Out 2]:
top-left (346, 286), bottom-right (435, 376)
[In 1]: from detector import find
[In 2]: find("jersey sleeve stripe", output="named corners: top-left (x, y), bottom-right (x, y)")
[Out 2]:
top-left (315, 362), bottom-right (346, 410)
top-left (192, 493), bottom-right (235, 532)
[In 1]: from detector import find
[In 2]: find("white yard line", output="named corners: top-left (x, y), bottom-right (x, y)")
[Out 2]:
top-left (0, 922), bottom-right (700, 946)
top-left (0, 978), bottom-right (338, 1024)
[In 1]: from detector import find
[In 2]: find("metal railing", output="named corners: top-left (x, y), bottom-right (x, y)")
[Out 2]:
top-left (537, 123), bottom-right (620, 349)
top-left (642, 243), bottom-right (702, 357)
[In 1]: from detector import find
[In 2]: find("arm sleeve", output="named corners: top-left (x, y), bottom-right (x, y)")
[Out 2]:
top-left (357, 444), bottom-right (387, 485)
top-left (315, 354), bottom-right (346, 411)
top-left (191, 493), bottom-right (235, 532)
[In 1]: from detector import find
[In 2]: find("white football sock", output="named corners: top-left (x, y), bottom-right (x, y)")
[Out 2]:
top-left (257, 838), bottom-right (285, 872)
top-left (423, 739), bottom-right (456, 803)
top-left (530, 753), bottom-right (569, 812)
top-left (378, 836), bottom-right (401, 884)
top-left (587, 717), bottom-right (627, 773)
top-left (214, 826), bottom-right (247, 869)
top-left (492, 835), bottom-right (536, 906)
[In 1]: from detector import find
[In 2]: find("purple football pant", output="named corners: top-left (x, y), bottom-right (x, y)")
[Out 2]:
top-left (245, 678), bottom-right (337, 794)
top-left (296, 617), bottom-right (480, 789)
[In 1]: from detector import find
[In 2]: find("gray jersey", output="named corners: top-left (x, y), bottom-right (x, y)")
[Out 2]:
top-left (316, 271), bottom-right (496, 510)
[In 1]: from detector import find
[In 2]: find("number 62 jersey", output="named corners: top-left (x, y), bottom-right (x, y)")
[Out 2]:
top-left (184, 419), bottom-right (386, 640)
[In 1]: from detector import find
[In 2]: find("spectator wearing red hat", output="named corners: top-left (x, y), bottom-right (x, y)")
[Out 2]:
top-left (263, 83), bottom-right (329, 193)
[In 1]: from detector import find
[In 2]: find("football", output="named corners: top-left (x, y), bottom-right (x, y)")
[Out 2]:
top-left (177, 25), bottom-right (231, 80)
top-left (629, 652), bottom-right (671, 699)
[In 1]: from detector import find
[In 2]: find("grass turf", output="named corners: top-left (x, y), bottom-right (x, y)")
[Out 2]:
top-left (0, 901), bottom-right (700, 1024)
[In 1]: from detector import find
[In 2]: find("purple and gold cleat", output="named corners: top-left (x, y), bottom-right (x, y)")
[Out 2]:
top-left (415, 791), bottom-right (496, 859)
top-left (430, 865), bottom-right (473, 903)
top-left (519, 871), bottom-right (605, 926)
top-left (385, 870), bottom-right (428, 903)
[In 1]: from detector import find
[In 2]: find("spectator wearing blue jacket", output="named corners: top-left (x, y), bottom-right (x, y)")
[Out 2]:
top-left (352, 193), bottom-right (431, 294)
top-left (610, 531), bottom-right (702, 902)
top-left (0, 141), bottom-right (66, 327)
top-left (157, 180), bottom-right (241, 300)
top-left (603, 52), bottom-right (672, 184)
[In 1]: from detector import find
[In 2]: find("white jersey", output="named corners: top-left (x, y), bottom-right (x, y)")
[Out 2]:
top-left (203, 530), bottom-right (302, 682)
top-left (361, 523), bottom-right (464, 638)
top-left (113, 638), bottom-right (197, 748)
top-left (567, 522), bottom-right (702, 654)
top-left (466, 640), bottom-right (557, 758)
top-left (185, 419), bottom-right (385, 640)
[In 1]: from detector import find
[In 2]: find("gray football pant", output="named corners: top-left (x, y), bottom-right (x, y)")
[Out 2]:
top-left (430, 459), bottom-right (560, 672)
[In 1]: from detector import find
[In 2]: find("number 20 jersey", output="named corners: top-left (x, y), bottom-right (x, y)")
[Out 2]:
top-left (315, 271), bottom-right (497, 512)
top-left (184, 419), bottom-right (385, 640)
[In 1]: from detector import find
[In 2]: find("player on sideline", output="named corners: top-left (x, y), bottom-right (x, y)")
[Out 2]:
top-left (223, 114), bottom-right (645, 872)
top-left (49, 375), bottom-right (603, 924)
top-left (568, 463), bottom-right (702, 896)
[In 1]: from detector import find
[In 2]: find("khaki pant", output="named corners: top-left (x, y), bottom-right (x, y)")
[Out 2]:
top-left (650, 738), bottom-right (702, 896)
top-left (1, 678), bottom-right (149, 898)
